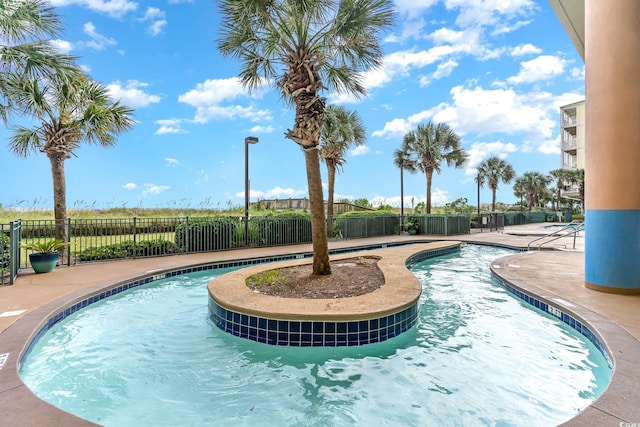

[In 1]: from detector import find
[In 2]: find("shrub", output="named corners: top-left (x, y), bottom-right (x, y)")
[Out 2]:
top-left (77, 239), bottom-right (177, 261)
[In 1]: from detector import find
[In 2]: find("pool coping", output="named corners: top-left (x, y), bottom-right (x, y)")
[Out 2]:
top-left (0, 233), bottom-right (638, 426)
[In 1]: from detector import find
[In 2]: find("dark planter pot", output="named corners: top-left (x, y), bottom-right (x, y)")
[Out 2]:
top-left (29, 252), bottom-right (59, 274)
top-left (408, 228), bottom-right (418, 235)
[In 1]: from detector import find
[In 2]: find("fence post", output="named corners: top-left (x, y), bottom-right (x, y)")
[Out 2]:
top-left (444, 215), bottom-right (448, 236)
top-left (133, 217), bottom-right (137, 259)
top-left (66, 218), bottom-right (72, 266)
top-left (185, 216), bottom-right (189, 253)
top-left (9, 220), bottom-right (21, 285)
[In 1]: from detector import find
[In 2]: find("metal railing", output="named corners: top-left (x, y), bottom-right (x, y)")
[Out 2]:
top-left (527, 220), bottom-right (585, 251)
top-left (1, 213), bottom-right (471, 281)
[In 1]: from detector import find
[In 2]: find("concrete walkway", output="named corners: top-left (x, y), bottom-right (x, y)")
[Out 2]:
top-left (0, 224), bottom-right (638, 426)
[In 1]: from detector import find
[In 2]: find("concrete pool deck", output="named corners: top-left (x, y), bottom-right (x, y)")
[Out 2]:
top-left (0, 223), bottom-right (638, 426)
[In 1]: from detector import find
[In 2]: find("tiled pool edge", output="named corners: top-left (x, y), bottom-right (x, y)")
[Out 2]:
top-left (207, 244), bottom-right (459, 347)
top-left (491, 272), bottom-right (613, 369)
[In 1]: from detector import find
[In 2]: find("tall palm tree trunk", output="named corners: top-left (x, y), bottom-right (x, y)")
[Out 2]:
top-left (426, 169), bottom-right (434, 214)
top-left (48, 153), bottom-right (68, 243)
top-left (304, 148), bottom-right (331, 275)
top-left (326, 161), bottom-right (337, 238)
top-left (491, 186), bottom-right (497, 212)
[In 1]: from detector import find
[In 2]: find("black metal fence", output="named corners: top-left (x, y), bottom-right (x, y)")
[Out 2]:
top-left (1, 213), bottom-right (472, 283)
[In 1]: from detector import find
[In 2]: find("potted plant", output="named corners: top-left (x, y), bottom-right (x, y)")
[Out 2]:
top-left (23, 239), bottom-right (69, 274)
top-left (405, 218), bottom-right (419, 235)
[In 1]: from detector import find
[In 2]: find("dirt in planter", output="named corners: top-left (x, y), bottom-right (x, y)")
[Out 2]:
top-left (245, 256), bottom-right (385, 299)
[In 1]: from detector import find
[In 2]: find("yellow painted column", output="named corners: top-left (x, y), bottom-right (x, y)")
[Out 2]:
top-left (585, 0), bottom-right (640, 293)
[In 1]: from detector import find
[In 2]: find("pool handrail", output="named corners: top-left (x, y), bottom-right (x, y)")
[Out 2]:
top-left (527, 220), bottom-right (585, 251)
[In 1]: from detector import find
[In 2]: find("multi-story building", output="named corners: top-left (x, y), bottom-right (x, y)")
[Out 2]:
top-left (559, 100), bottom-right (585, 199)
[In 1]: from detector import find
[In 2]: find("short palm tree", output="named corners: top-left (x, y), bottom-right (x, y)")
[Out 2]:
top-left (0, 0), bottom-right (79, 122)
top-left (567, 168), bottom-right (585, 213)
top-left (320, 105), bottom-right (366, 236)
top-left (518, 171), bottom-right (552, 211)
top-left (216, 0), bottom-right (394, 275)
top-left (476, 156), bottom-right (515, 212)
top-left (549, 168), bottom-right (573, 210)
top-left (8, 73), bottom-right (135, 241)
top-left (401, 121), bottom-right (467, 214)
top-left (393, 147), bottom-right (416, 230)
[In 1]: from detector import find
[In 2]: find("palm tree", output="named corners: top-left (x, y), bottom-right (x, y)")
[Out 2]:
top-left (549, 168), bottom-right (573, 210)
top-left (518, 171), bottom-right (552, 211)
top-left (393, 147), bottom-right (416, 230)
top-left (7, 73), bottom-right (135, 242)
top-left (401, 121), bottom-right (467, 214)
top-left (476, 156), bottom-right (515, 212)
top-left (216, 0), bottom-right (394, 275)
top-left (320, 105), bottom-right (366, 236)
top-left (567, 168), bottom-right (585, 213)
top-left (0, 0), bottom-right (79, 122)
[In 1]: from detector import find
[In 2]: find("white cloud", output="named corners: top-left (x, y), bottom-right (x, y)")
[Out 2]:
top-left (537, 137), bottom-right (560, 154)
top-left (507, 55), bottom-right (567, 85)
top-left (444, 0), bottom-right (536, 28)
top-left (79, 22), bottom-right (117, 51)
top-left (464, 141), bottom-right (518, 174)
top-left (431, 85), bottom-right (557, 139)
top-left (179, 78), bottom-right (272, 123)
top-left (155, 119), bottom-right (187, 135)
top-left (50, 0), bottom-right (138, 18)
top-left (373, 84), bottom-right (563, 143)
top-left (570, 66), bottom-right (585, 80)
top-left (106, 80), bottom-right (161, 108)
top-left (142, 183), bottom-right (170, 196)
top-left (420, 59), bottom-right (459, 87)
top-left (511, 43), bottom-right (542, 56)
top-left (51, 39), bottom-right (73, 54)
top-left (249, 125), bottom-right (276, 134)
top-left (123, 182), bottom-right (137, 190)
top-left (492, 19), bottom-right (532, 35)
top-left (235, 186), bottom-right (307, 200)
top-left (142, 6), bottom-right (164, 20)
top-left (165, 158), bottom-right (179, 167)
top-left (372, 118), bottom-right (414, 139)
top-left (350, 146), bottom-right (370, 157)
top-left (140, 7), bottom-right (166, 36)
top-left (147, 19), bottom-right (167, 36)
top-left (394, 0), bottom-right (439, 17)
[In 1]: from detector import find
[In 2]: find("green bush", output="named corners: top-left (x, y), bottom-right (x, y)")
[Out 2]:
top-left (175, 217), bottom-right (238, 252)
top-left (76, 239), bottom-right (178, 261)
top-left (0, 234), bottom-right (10, 270)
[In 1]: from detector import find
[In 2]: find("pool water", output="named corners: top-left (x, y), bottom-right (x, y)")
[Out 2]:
top-left (20, 245), bottom-right (611, 426)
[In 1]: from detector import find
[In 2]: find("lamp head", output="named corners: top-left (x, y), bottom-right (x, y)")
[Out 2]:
top-left (245, 136), bottom-right (259, 144)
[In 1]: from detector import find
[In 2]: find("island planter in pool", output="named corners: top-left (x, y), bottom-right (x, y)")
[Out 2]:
top-left (23, 239), bottom-right (69, 274)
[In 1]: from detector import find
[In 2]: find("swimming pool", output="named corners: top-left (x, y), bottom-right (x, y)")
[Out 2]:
top-left (19, 244), bottom-right (611, 426)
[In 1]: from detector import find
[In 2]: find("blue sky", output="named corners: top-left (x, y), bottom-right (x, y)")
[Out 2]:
top-left (1, 0), bottom-right (584, 211)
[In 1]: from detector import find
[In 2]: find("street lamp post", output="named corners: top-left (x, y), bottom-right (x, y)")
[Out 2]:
top-left (244, 136), bottom-right (259, 247)
top-left (476, 173), bottom-right (481, 219)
